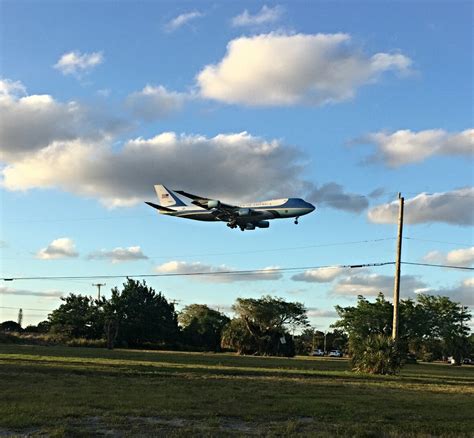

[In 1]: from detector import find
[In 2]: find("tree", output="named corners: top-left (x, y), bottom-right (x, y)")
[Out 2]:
top-left (179, 304), bottom-right (230, 351)
top-left (0, 320), bottom-right (23, 332)
top-left (333, 293), bottom-right (393, 339)
top-left (333, 292), bottom-right (472, 365)
top-left (48, 294), bottom-right (102, 339)
top-left (415, 294), bottom-right (470, 364)
top-left (222, 296), bottom-right (308, 356)
top-left (106, 279), bottom-right (179, 347)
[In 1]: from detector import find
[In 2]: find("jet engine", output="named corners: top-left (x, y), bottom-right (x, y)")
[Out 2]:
top-left (245, 223), bottom-right (256, 230)
top-left (238, 208), bottom-right (251, 216)
top-left (256, 220), bottom-right (270, 228)
top-left (207, 200), bottom-right (220, 209)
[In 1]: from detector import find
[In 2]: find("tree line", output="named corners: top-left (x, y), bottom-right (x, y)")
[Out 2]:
top-left (1, 279), bottom-right (472, 370)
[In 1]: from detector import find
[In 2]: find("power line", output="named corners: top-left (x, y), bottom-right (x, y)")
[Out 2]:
top-left (404, 237), bottom-right (473, 247)
top-left (401, 261), bottom-right (474, 271)
top-left (1, 262), bottom-right (394, 282)
top-left (0, 306), bottom-right (53, 312)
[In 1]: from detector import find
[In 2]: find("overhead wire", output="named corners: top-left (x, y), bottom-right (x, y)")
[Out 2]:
top-left (401, 261), bottom-right (474, 271)
top-left (1, 261), bottom-right (395, 281)
top-left (403, 237), bottom-right (473, 247)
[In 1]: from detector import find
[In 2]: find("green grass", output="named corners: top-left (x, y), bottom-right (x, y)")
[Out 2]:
top-left (0, 344), bottom-right (473, 437)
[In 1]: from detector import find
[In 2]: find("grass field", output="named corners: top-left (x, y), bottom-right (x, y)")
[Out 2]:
top-left (0, 344), bottom-right (473, 437)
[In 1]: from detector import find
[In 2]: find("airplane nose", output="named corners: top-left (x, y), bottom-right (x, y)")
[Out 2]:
top-left (307, 202), bottom-right (316, 211)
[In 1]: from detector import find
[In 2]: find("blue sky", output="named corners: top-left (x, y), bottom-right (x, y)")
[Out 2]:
top-left (1, 1), bottom-right (473, 329)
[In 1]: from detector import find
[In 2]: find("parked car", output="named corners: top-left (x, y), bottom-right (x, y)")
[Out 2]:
top-left (311, 349), bottom-right (325, 356)
top-left (462, 358), bottom-right (473, 365)
top-left (328, 350), bottom-right (343, 357)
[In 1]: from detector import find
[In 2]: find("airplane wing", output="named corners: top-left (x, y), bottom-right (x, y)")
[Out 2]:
top-left (174, 190), bottom-right (265, 222)
top-left (174, 190), bottom-right (237, 210)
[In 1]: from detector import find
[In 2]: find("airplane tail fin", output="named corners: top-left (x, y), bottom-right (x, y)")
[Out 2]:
top-left (154, 185), bottom-right (187, 207)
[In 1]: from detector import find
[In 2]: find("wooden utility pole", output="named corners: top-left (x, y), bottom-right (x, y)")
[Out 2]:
top-left (92, 283), bottom-right (106, 300)
top-left (392, 193), bottom-right (404, 341)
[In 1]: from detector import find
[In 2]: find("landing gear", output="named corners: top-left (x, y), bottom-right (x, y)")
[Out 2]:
top-left (227, 221), bottom-right (238, 229)
top-left (294, 217), bottom-right (299, 225)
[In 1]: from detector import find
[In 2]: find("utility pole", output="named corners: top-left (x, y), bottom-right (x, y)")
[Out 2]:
top-left (392, 193), bottom-right (404, 341)
top-left (92, 283), bottom-right (106, 300)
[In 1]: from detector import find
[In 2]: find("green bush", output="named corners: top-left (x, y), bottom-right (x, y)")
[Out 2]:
top-left (65, 338), bottom-right (107, 348)
top-left (350, 334), bottom-right (402, 375)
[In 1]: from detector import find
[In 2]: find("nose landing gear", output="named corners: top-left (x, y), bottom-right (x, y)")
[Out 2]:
top-left (294, 217), bottom-right (299, 225)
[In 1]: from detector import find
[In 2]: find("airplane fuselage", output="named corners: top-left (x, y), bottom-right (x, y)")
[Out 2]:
top-left (161, 198), bottom-right (315, 222)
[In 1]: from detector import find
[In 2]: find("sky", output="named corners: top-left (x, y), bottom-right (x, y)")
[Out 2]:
top-left (0, 0), bottom-right (473, 330)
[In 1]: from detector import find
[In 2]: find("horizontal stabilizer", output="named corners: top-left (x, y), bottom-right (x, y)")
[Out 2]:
top-left (145, 201), bottom-right (176, 212)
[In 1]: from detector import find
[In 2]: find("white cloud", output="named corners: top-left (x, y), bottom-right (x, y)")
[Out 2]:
top-left (197, 32), bottom-right (412, 106)
top-left (331, 273), bottom-right (426, 297)
top-left (426, 278), bottom-right (474, 305)
top-left (0, 286), bottom-right (64, 298)
top-left (306, 308), bottom-right (338, 318)
top-left (1, 131), bottom-right (309, 207)
top-left (54, 50), bottom-right (104, 76)
top-left (308, 183), bottom-right (368, 213)
top-left (0, 78), bottom-right (26, 97)
top-left (125, 85), bottom-right (186, 121)
top-left (36, 238), bottom-right (78, 260)
top-left (368, 188), bottom-right (474, 226)
top-left (292, 267), bottom-right (350, 283)
top-left (423, 247), bottom-right (474, 267)
top-left (88, 246), bottom-right (148, 264)
top-left (0, 79), bottom-right (123, 161)
top-left (154, 260), bottom-right (282, 282)
top-left (355, 129), bottom-right (473, 167)
top-left (231, 5), bottom-right (284, 27)
top-left (165, 11), bottom-right (203, 32)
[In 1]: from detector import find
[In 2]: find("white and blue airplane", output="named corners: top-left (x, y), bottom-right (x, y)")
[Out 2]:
top-left (146, 185), bottom-right (316, 231)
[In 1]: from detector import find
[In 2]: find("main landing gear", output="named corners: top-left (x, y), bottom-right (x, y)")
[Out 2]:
top-left (294, 217), bottom-right (299, 225)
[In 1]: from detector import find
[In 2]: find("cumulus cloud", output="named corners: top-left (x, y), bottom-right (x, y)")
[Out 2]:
top-left (197, 32), bottom-right (412, 106)
top-left (1, 131), bottom-right (309, 207)
top-left (231, 5), bottom-right (284, 27)
top-left (154, 260), bottom-right (283, 282)
top-left (36, 238), bottom-right (78, 260)
top-left (125, 85), bottom-right (186, 121)
top-left (0, 79), bottom-right (123, 161)
top-left (88, 246), bottom-right (148, 264)
top-left (426, 278), bottom-right (474, 305)
top-left (308, 183), bottom-right (368, 213)
top-left (355, 129), bottom-right (474, 167)
top-left (165, 11), bottom-right (203, 32)
top-left (368, 188), bottom-right (474, 226)
top-left (423, 247), bottom-right (474, 267)
top-left (331, 273), bottom-right (426, 297)
top-left (0, 286), bottom-right (64, 298)
top-left (54, 50), bottom-right (104, 76)
top-left (0, 78), bottom-right (26, 97)
top-left (292, 267), bottom-right (351, 283)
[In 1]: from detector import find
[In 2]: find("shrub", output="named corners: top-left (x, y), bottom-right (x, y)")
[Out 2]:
top-left (350, 334), bottom-right (402, 375)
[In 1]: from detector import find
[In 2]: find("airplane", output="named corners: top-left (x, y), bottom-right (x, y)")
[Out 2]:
top-left (145, 185), bottom-right (316, 231)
